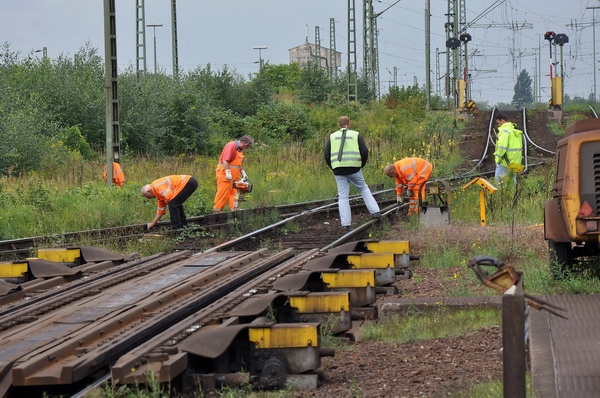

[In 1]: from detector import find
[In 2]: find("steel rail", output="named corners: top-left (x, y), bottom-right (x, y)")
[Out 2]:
top-left (0, 190), bottom-right (393, 261)
top-left (201, 191), bottom-right (393, 254)
top-left (319, 203), bottom-right (401, 252)
top-left (67, 198), bottom-right (399, 394)
top-left (0, 251), bottom-right (187, 327)
top-left (108, 203), bottom-right (402, 387)
top-left (2, 249), bottom-right (293, 394)
top-left (110, 249), bottom-right (321, 385)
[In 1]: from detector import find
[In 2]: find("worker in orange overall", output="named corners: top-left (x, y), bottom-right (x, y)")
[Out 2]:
top-left (213, 135), bottom-right (254, 212)
top-left (384, 157), bottom-right (433, 215)
top-left (141, 175), bottom-right (198, 230)
top-left (103, 162), bottom-right (125, 187)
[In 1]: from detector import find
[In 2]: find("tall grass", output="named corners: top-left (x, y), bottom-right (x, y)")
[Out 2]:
top-left (0, 137), bottom-right (546, 240)
top-left (361, 308), bottom-right (500, 343)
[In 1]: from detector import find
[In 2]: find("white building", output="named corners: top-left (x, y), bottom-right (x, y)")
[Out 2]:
top-left (288, 43), bottom-right (342, 71)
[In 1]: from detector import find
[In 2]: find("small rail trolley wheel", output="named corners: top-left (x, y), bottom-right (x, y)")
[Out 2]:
top-left (259, 357), bottom-right (287, 389)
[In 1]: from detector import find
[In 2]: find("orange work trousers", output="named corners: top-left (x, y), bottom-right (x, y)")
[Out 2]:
top-left (213, 166), bottom-right (241, 211)
top-left (407, 179), bottom-right (431, 215)
top-left (407, 185), bottom-right (424, 215)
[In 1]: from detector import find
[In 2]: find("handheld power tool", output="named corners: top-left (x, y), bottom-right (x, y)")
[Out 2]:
top-left (232, 176), bottom-right (253, 210)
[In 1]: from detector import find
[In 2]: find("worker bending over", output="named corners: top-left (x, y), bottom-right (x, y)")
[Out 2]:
top-left (141, 175), bottom-right (198, 230)
top-left (384, 157), bottom-right (433, 215)
top-left (213, 135), bottom-right (254, 212)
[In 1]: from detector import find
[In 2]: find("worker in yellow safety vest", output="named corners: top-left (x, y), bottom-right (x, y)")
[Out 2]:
top-left (325, 116), bottom-right (381, 228)
top-left (493, 112), bottom-right (524, 182)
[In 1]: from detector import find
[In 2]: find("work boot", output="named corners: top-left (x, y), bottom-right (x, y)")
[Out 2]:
top-left (371, 212), bottom-right (381, 219)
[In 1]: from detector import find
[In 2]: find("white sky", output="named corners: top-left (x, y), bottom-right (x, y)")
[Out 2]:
top-left (1, 0), bottom-right (599, 105)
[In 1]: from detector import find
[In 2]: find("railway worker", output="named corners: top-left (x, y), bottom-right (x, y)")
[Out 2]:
top-left (493, 112), bottom-right (523, 183)
top-left (103, 162), bottom-right (125, 187)
top-left (325, 115), bottom-right (381, 229)
top-left (141, 175), bottom-right (198, 230)
top-left (213, 135), bottom-right (254, 212)
top-left (384, 157), bottom-right (433, 216)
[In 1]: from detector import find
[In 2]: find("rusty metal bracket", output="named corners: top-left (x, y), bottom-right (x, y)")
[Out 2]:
top-left (467, 256), bottom-right (568, 319)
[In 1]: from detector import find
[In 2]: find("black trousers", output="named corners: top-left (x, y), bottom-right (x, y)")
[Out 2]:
top-left (168, 177), bottom-right (198, 229)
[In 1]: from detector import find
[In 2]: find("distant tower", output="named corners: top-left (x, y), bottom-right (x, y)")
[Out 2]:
top-left (315, 26), bottom-right (321, 65)
top-left (135, 0), bottom-right (146, 80)
top-left (330, 18), bottom-right (338, 78)
top-left (347, 0), bottom-right (357, 102)
top-left (171, 0), bottom-right (179, 80)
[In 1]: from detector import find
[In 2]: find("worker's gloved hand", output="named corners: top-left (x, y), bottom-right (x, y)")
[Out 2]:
top-left (241, 170), bottom-right (248, 179)
top-left (397, 196), bottom-right (404, 204)
top-left (225, 169), bottom-right (232, 180)
top-left (143, 224), bottom-right (151, 233)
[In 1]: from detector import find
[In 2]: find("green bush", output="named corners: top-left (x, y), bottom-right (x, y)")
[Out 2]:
top-left (59, 126), bottom-right (96, 160)
top-left (249, 102), bottom-right (313, 145)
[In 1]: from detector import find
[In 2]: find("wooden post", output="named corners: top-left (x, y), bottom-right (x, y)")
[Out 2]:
top-left (502, 281), bottom-right (527, 398)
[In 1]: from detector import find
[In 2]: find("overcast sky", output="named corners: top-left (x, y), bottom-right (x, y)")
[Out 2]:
top-left (1, 0), bottom-right (599, 105)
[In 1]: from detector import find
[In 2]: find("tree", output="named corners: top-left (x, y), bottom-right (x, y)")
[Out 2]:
top-left (297, 60), bottom-right (332, 104)
top-left (512, 69), bottom-right (533, 108)
top-left (258, 63), bottom-right (302, 95)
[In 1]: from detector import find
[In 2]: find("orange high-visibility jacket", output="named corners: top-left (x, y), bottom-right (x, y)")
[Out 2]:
top-left (149, 175), bottom-right (192, 215)
top-left (214, 141), bottom-right (245, 211)
top-left (393, 157), bottom-right (433, 196)
top-left (103, 162), bottom-right (125, 187)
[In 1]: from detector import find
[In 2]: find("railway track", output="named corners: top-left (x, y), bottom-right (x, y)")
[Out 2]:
top-left (461, 107), bottom-right (559, 178)
top-left (0, 196), bottom-right (412, 397)
top-left (0, 192), bottom-right (395, 262)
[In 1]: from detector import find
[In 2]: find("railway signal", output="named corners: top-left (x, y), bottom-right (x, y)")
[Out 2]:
top-left (544, 31), bottom-right (569, 113)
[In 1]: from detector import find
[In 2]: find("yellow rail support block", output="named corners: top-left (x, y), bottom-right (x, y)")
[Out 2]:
top-left (321, 269), bottom-right (375, 288)
top-left (249, 323), bottom-right (319, 349)
top-left (36, 248), bottom-right (81, 263)
top-left (365, 240), bottom-right (410, 255)
top-left (0, 262), bottom-right (28, 278)
top-left (289, 291), bottom-right (350, 313)
top-left (346, 253), bottom-right (395, 269)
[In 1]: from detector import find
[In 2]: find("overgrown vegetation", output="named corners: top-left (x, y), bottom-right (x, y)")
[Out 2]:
top-left (0, 43), bottom-right (461, 241)
top-left (361, 308), bottom-right (500, 343)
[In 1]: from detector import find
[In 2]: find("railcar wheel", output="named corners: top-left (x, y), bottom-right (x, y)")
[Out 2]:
top-left (548, 240), bottom-right (572, 279)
